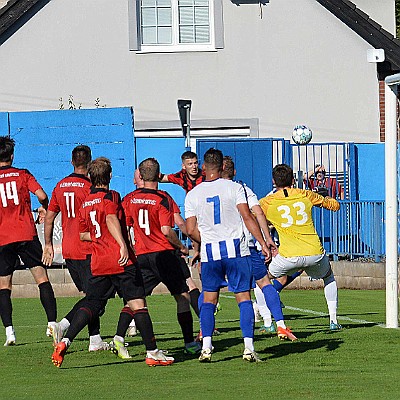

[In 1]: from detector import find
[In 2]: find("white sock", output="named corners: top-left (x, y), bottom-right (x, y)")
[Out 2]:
top-left (147, 348), bottom-right (159, 356)
top-left (5, 326), bottom-right (14, 336)
top-left (129, 319), bottom-right (136, 328)
top-left (202, 336), bottom-right (212, 350)
top-left (276, 320), bottom-right (286, 329)
top-left (254, 285), bottom-right (273, 325)
top-left (47, 321), bottom-right (56, 328)
top-left (90, 334), bottom-right (102, 345)
top-left (259, 305), bottom-right (273, 326)
top-left (61, 338), bottom-right (71, 348)
top-left (60, 318), bottom-right (70, 332)
top-left (244, 337), bottom-right (254, 352)
top-left (324, 279), bottom-right (338, 324)
top-left (114, 335), bottom-right (124, 343)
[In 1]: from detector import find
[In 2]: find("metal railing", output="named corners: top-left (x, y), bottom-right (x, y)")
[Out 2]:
top-left (313, 200), bottom-right (386, 261)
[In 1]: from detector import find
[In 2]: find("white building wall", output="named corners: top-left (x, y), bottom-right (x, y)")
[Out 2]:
top-left (0, 0), bottom-right (395, 143)
top-left (354, 0), bottom-right (396, 33)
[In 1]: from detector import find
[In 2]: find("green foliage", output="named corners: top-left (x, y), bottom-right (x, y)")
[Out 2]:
top-left (58, 95), bottom-right (106, 110)
top-left (1, 291), bottom-right (399, 399)
top-left (397, 0), bottom-right (400, 38)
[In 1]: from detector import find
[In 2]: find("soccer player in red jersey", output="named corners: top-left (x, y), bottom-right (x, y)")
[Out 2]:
top-left (0, 136), bottom-right (57, 346)
top-left (134, 168), bottom-right (201, 317)
top-left (122, 158), bottom-right (201, 355)
top-left (159, 150), bottom-right (205, 193)
top-left (51, 157), bottom-right (173, 367)
top-left (42, 145), bottom-right (108, 352)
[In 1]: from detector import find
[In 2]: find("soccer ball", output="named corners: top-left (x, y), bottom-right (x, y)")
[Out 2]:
top-left (292, 125), bottom-right (312, 145)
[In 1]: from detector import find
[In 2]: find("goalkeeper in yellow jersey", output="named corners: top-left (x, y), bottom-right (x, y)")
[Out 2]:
top-left (259, 164), bottom-right (342, 331)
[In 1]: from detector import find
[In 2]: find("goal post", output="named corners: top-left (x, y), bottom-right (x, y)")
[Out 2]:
top-left (384, 73), bottom-right (400, 328)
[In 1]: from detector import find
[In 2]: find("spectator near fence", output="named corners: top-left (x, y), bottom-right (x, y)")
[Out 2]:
top-left (304, 164), bottom-right (344, 199)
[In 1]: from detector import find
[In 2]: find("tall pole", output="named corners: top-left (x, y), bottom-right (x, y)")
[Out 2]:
top-left (384, 74), bottom-right (399, 328)
top-left (177, 99), bottom-right (192, 150)
top-left (185, 104), bottom-right (191, 150)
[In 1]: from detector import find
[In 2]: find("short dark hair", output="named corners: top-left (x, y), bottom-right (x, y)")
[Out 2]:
top-left (204, 148), bottom-right (223, 170)
top-left (181, 151), bottom-right (197, 161)
top-left (72, 145), bottom-right (92, 168)
top-left (0, 136), bottom-right (15, 162)
top-left (272, 164), bottom-right (294, 188)
top-left (88, 157), bottom-right (112, 187)
top-left (139, 157), bottom-right (160, 182)
top-left (221, 156), bottom-right (235, 180)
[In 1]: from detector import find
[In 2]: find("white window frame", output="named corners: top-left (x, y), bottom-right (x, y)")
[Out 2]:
top-left (134, 0), bottom-right (218, 53)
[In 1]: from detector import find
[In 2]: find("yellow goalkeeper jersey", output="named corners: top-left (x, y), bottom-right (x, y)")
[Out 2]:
top-left (259, 188), bottom-right (340, 257)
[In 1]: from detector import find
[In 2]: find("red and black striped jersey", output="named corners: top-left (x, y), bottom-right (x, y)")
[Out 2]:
top-left (122, 188), bottom-right (175, 256)
top-left (79, 188), bottom-right (136, 276)
top-left (0, 165), bottom-right (42, 246)
top-left (167, 170), bottom-right (205, 193)
top-left (48, 173), bottom-right (92, 260)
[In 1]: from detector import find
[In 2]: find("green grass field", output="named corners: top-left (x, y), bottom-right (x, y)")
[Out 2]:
top-left (1, 289), bottom-right (399, 399)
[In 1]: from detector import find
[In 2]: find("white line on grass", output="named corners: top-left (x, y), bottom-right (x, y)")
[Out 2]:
top-left (219, 294), bottom-right (387, 328)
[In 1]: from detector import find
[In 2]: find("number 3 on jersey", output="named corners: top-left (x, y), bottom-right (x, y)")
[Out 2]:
top-left (277, 201), bottom-right (308, 227)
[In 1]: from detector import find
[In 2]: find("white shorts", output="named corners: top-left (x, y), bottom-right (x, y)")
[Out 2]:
top-left (268, 252), bottom-right (331, 280)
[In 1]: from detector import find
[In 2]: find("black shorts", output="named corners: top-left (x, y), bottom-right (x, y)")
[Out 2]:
top-left (65, 255), bottom-right (92, 293)
top-left (174, 250), bottom-right (191, 280)
top-left (0, 236), bottom-right (44, 277)
top-left (86, 264), bottom-right (145, 303)
top-left (137, 250), bottom-right (189, 296)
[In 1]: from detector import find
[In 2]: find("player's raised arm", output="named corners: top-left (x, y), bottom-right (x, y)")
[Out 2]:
top-left (306, 190), bottom-right (340, 211)
top-left (158, 173), bottom-right (170, 183)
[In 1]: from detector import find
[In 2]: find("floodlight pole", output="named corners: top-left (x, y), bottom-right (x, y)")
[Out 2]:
top-left (384, 73), bottom-right (399, 328)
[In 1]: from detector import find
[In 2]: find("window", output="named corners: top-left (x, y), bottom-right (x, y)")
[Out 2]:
top-left (129, 0), bottom-right (224, 52)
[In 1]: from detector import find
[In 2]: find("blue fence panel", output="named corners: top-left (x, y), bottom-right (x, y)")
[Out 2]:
top-left (0, 112), bottom-right (9, 135)
top-left (9, 107), bottom-right (135, 207)
top-left (135, 137), bottom-right (187, 209)
top-left (196, 138), bottom-right (287, 199)
top-left (291, 142), bottom-right (349, 199)
top-left (355, 143), bottom-right (385, 201)
top-left (313, 200), bottom-right (385, 261)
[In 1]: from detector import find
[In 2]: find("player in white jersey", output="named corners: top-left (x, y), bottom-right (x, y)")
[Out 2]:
top-left (221, 156), bottom-right (297, 340)
top-left (185, 148), bottom-right (269, 362)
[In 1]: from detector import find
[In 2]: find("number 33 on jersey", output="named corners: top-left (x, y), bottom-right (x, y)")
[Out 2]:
top-left (259, 188), bottom-right (339, 258)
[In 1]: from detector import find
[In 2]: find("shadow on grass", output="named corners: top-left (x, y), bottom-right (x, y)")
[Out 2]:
top-left (61, 358), bottom-right (144, 369)
top-left (261, 338), bottom-right (344, 359)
